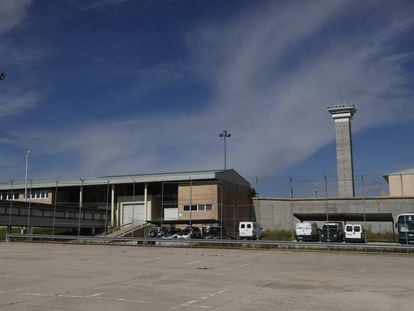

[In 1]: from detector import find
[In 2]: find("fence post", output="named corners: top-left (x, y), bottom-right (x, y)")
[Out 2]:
top-left (324, 175), bottom-right (329, 243)
top-left (7, 180), bottom-right (14, 241)
top-left (289, 176), bottom-right (294, 241)
top-left (361, 175), bottom-right (367, 245)
top-left (52, 180), bottom-right (58, 237)
top-left (77, 179), bottom-right (84, 237)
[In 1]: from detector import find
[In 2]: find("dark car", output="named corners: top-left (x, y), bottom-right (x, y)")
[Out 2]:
top-left (320, 222), bottom-right (344, 242)
top-left (203, 226), bottom-right (225, 239)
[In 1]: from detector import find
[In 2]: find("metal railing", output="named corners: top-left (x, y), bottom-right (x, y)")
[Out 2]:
top-left (5, 233), bottom-right (414, 253)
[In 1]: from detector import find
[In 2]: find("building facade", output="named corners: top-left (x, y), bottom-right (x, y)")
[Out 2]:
top-left (384, 169), bottom-right (414, 197)
top-left (0, 169), bottom-right (253, 236)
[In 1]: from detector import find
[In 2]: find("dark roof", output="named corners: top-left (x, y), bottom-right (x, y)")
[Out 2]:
top-left (294, 212), bottom-right (394, 222)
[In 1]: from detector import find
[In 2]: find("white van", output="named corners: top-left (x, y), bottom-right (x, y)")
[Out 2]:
top-left (295, 222), bottom-right (320, 242)
top-left (345, 224), bottom-right (365, 243)
top-left (239, 221), bottom-right (261, 240)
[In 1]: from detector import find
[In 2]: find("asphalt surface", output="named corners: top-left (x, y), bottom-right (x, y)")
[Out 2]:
top-left (0, 242), bottom-right (413, 311)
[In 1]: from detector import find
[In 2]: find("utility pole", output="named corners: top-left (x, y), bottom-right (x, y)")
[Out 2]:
top-left (25, 150), bottom-right (31, 202)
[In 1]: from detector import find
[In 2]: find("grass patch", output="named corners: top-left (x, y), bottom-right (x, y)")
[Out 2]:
top-left (366, 230), bottom-right (395, 242)
top-left (0, 227), bottom-right (74, 240)
top-left (32, 227), bottom-right (74, 235)
top-left (0, 227), bottom-right (21, 240)
top-left (262, 229), bottom-right (293, 241)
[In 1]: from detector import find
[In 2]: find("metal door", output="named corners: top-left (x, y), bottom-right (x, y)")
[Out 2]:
top-left (122, 204), bottom-right (145, 226)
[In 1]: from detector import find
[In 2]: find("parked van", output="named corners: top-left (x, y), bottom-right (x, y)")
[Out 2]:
top-left (345, 224), bottom-right (365, 243)
top-left (239, 221), bottom-right (261, 240)
top-left (295, 222), bottom-right (320, 242)
top-left (320, 222), bottom-right (344, 242)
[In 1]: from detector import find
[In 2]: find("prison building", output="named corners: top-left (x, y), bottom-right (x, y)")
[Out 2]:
top-left (0, 169), bottom-right (253, 237)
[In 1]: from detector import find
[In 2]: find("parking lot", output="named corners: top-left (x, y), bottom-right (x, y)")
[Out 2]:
top-left (0, 243), bottom-right (413, 311)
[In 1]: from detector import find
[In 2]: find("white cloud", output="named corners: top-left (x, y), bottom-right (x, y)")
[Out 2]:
top-left (3, 1), bottom-right (414, 181)
top-left (72, 0), bottom-right (129, 11)
top-left (0, 0), bottom-right (31, 34)
top-left (0, 91), bottom-right (42, 117)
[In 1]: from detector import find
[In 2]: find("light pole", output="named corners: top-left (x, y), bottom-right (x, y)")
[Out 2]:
top-left (219, 130), bottom-right (231, 170)
top-left (24, 150), bottom-right (31, 202)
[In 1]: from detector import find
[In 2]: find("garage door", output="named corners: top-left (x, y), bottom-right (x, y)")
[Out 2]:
top-left (122, 204), bottom-right (145, 226)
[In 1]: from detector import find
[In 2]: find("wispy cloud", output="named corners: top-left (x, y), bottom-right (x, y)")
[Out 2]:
top-left (0, 0), bottom-right (31, 34)
top-left (3, 0), bottom-right (414, 181)
top-left (70, 0), bottom-right (129, 12)
top-left (0, 0), bottom-right (49, 120)
top-left (0, 91), bottom-right (43, 117)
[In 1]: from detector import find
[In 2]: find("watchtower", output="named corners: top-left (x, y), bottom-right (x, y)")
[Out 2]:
top-left (327, 105), bottom-right (357, 197)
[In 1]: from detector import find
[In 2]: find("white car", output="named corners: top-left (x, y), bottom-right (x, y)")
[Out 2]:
top-left (239, 221), bottom-right (261, 240)
top-left (295, 222), bottom-right (320, 242)
top-left (344, 224), bottom-right (365, 243)
top-left (177, 227), bottom-right (202, 239)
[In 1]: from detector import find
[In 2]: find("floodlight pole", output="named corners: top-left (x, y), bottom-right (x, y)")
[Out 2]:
top-left (24, 150), bottom-right (31, 202)
top-left (219, 130), bottom-right (231, 170)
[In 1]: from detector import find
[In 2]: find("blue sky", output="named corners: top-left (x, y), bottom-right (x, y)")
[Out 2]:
top-left (0, 0), bottom-right (413, 196)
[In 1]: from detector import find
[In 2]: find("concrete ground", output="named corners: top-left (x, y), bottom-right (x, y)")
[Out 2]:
top-left (0, 243), bottom-right (413, 311)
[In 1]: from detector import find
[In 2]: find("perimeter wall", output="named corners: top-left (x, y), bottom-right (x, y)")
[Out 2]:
top-left (254, 197), bottom-right (414, 233)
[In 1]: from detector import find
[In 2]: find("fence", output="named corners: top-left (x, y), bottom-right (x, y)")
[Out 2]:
top-left (1, 174), bottom-right (413, 243)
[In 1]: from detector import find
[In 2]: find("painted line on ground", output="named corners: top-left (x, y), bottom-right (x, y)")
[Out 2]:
top-left (186, 260), bottom-right (203, 265)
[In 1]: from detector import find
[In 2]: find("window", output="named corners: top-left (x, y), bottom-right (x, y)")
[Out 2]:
top-left (44, 211), bottom-right (54, 217)
top-left (84, 213), bottom-right (93, 220)
top-left (55, 211), bottom-right (65, 218)
top-left (346, 226), bottom-right (352, 232)
top-left (241, 224), bottom-right (245, 229)
top-left (32, 209), bottom-right (43, 217)
top-left (354, 226), bottom-right (360, 232)
top-left (247, 224), bottom-right (251, 229)
top-left (4, 193), bottom-right (16, 200)
top-left (29, 190), bottom-right (49, 200)
top-left (183, 204), bottom-right (213, 212)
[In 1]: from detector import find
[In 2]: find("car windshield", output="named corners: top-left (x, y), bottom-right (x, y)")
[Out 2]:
top-left (398, 216), bottom-right (414, 232)
top-left (165, 230), bottom-right (180, 236)
top-left (323, 225), bottom-right (339, 230)
top-left (206, 227), bottom-right (221, 233)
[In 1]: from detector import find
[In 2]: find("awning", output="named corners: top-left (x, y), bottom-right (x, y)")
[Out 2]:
top-left (294, 213), bottom-right (394, 222)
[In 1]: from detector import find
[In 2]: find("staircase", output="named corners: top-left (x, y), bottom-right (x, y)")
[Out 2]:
top-left (102, 222), bottom-right (151, 238)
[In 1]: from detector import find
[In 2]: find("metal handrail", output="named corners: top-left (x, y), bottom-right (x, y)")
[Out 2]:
top-left (5, 233), bottom-right (414, 252)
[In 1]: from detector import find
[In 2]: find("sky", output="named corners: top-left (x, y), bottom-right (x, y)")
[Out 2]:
top-left (0, 0), bottom-right (413, 196)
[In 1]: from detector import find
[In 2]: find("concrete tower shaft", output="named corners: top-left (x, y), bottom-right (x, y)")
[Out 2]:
top-left (328, 105), bottom-right (357, 198)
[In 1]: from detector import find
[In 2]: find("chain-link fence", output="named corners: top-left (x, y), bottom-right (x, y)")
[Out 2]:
top-left (247, 175), bottom-right (389, 198)
top-left (1, 174), bottom-right (413, 244)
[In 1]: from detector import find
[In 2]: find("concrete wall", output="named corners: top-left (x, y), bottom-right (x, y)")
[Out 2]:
top-left (334, 119), bottom-right (355, 197)
top-left (254, 197), bottom-right (414, 233)
top-left (388, 175), bottom-right (414, 197)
